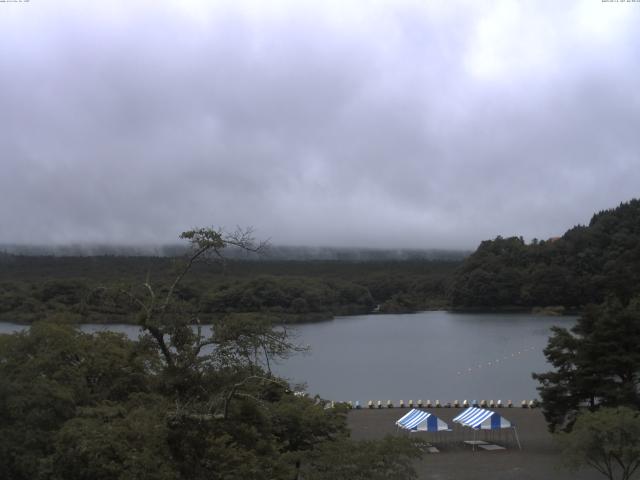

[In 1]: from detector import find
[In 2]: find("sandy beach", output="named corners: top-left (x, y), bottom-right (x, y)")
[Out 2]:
top-left (347, 408), bottom-right (603, 479)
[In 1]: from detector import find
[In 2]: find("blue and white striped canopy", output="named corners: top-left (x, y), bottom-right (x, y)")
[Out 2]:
top-left (396, 409), bottom-right (450, 432)
top-left (452, 407), bottom-right (513, 430)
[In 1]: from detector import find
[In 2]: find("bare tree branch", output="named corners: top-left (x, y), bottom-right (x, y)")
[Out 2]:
top-left (222, 375), bottom-right (287, 419)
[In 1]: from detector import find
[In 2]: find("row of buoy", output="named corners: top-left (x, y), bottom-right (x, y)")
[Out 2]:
top-left (456, 346), bottom-right (538, 375)
top-left (331, 399), bottom-right (540, 409)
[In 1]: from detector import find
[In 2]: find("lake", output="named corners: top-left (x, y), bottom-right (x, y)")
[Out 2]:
top-left (0, 311), bottom-right (574, 403)
top-left (275, 311), bottom-right (575, 403)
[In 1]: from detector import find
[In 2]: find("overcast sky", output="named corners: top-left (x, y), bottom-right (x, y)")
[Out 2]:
top-left (1, 0), bottom-right (639, 249)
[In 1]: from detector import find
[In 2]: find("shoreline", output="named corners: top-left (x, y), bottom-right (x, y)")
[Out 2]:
top-left (0, 304), bottom-right (582, 326)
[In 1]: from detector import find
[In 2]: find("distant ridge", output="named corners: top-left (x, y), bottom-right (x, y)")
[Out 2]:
top-left (0, 244), bottom-right (187, 258)
top-left (259, 245), bottom-right (469, 262)
top-left (0, 243), bottom-right (470, 262)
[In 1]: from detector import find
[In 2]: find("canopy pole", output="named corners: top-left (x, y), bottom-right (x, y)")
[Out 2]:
top-left (513, 426), bottom-right (522, 450)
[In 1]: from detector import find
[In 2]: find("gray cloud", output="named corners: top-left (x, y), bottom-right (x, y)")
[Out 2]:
top-left (2, 0), bottom-right (639, 249)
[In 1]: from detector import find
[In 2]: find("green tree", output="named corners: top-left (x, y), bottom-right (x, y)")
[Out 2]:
top-left (118, 227), bottom-right (351, 478)
top-left (300, 435), bottom-right (422, 480)
top-left (0, 321), bottom-right (155, 480)
top-left (534, 296), bottom-right (640, 432)
top-left (558, 407), bottom-right (640, 480)
top-left (0, 227), bottom-right (423, 479)
top-left (451, 199), bottom-right (640, 309)
top-left (47, 397), bottom-right (177, 480)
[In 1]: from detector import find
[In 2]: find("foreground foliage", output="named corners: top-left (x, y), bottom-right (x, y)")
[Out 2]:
top-left (0, 321), bottom-right (354, 479)
top-left (558, 407), bottom-right (640, 480)
top-left (0, 228), bottom-right (422, 479)
top-left (301, 436), bottom-right (423, 480)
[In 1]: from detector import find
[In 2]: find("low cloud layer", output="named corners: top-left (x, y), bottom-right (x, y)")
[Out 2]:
top-left (2, 0), bottom-right (639, 249)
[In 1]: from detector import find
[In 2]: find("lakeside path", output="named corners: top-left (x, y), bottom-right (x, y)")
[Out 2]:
top-left (347, 408), bottom-right (602, 480)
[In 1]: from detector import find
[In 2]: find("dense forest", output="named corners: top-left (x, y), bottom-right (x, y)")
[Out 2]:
top-left (2, 199), bottom-right (640, 323)
top-left (450, 199), bottom-right (640, 310)
top-left (0, 254), bottom-right (457, 324)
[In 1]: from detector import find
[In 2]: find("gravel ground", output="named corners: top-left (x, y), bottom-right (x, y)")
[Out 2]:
top-left (347, 408), bottom-right (604, 480)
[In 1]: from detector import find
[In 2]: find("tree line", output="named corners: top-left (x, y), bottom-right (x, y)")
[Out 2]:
top-left (3, 199), bottom-right (640, 326)
top-left (0, 254), bottom-right (456, 324)
top-left (451, 199), bottom-right (640, 309)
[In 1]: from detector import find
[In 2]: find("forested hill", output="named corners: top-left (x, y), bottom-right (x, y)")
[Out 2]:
top-left (0, 255), bottom-right (458, 324)
top-left (450, 199), bottom-right (640, 309)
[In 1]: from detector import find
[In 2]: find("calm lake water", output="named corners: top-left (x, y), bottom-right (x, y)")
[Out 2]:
top-left (275, 311), bottom-right (575, 403)
top-left (0, 311), bottom-right (575, 402)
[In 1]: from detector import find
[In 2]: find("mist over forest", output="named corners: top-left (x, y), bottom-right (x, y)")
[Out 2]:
top-left (0, 243), bottom-right (469, 261)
